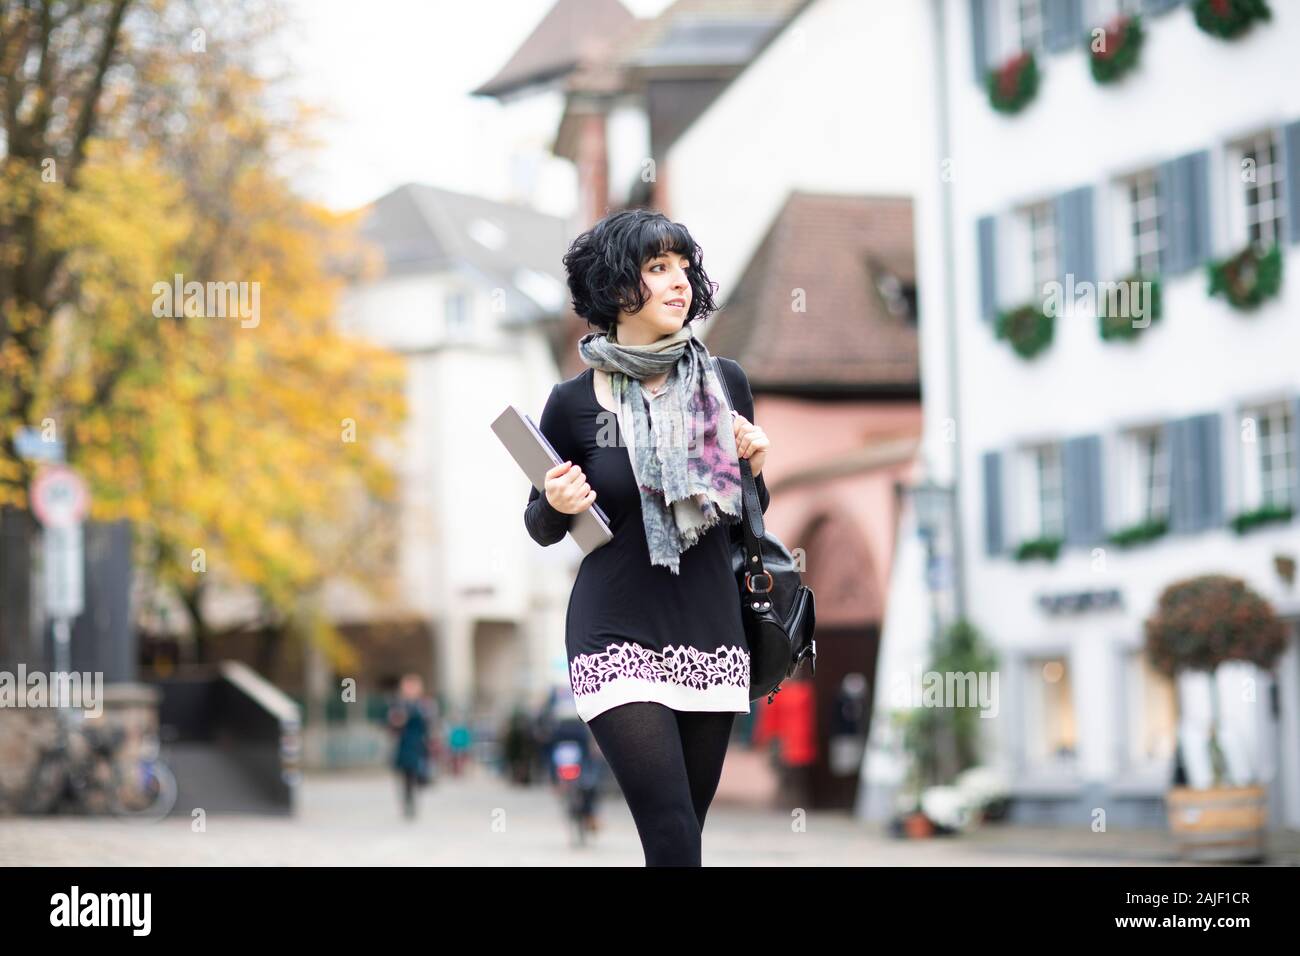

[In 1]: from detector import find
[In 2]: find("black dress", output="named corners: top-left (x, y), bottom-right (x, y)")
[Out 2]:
top-left (524, 358), bottom-right (770, 724)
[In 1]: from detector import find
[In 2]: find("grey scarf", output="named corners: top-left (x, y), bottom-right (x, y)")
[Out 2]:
top-left (577, 323), bottom-right (744, 574)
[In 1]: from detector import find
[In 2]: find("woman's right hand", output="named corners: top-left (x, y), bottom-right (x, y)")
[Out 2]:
top-left (544, 460), bottom-right (597, 514)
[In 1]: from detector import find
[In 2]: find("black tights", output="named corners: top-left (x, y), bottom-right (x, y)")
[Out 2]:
top-left (586, 701), bottom-right (736, 866)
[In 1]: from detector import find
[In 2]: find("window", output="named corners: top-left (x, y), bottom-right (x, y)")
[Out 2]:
top-left (1127, 170), bottom-right (1163, 276)
top-left (1027, 202), bottom-right (1058, 298)
top-left (1230, 131), bottom-right (1285, 248)
top-left (1089, 0), bottom-right (1142, 22)
top-left (1123, 649), bottom-right (1177, 771)
top-left (993, 0), bottom-right (1045, 60)
top-left (1120, 426), bottom-right (1170, 525)
top-left (1241, 401), bottom-right (1295, 510)
top-left (1016, 0), bottom-right (1045, 51)
top-left (1037, 444), bottom-right (1065, 536)
top-left (1016, 443), bottom-right (1065, 539)
top-left (445, 291), bottom-right (470, 339)
top-left (1023, 656), bottom-right (1077, 773)
top-left (1009, 201), bottom-right (1059, 302)
top-left (872, 264), bottom-right (918, 323)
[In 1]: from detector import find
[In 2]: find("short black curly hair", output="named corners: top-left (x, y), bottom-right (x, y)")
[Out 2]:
top-left (561, 208), bottom-right (719, 332)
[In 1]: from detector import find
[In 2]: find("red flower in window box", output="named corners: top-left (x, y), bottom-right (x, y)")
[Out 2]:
top-left (986, 50), bottom-right (1039, 114)
top-left (1192, 0), bottom-right (1271, 40)
top-left (1088, 13), bottom-right (1145, 84)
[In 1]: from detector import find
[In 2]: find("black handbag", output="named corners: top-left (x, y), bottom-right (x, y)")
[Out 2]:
top-left (711, 357), bottom-right (817, 703)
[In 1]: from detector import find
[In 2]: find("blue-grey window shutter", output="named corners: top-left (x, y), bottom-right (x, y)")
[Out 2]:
top-left (1196, 412), bottom-right (1223, 529)
top-left (1291, 396), bottom-right (1300, 510)
top-left (1157, 159), bottom-right (1187, 274)
top-left (1283, 119), bottom-right (1300, 245)
top-left (977, 214), bottom-right (999, 322)
top-left (1063, 434), bottom-right (1104, 547)
top-left (1142, 0), bottom-right (1183, 14)
top-left (1044, 0), bottom-right (1083, 53)
top-left (1056, 186), bottom-right (1097, 286)
top-left (983, 450), bottom-right (1004, 555)
top-left (1158, 151), bottom-right (1211, 275)
top-left (1170, 413), bottom-right (1223, 532)
top-left (1166, 418), bottom-right (1191, 532)
top-left (970, 0), bottom-right (990, 82)
top-left (1186, 150), bottom-right (1212, 267)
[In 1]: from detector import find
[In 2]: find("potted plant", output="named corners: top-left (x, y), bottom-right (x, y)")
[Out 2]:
top-left (1229, 502), bottom-right (1294, 534)
top-left (1088, 13), bottom-right (1145, 85)
top-left (1013, 535), bottom-right (1063, 562)
top-left (1098, 274), bottom-right (1162, 342)
top-left (986, 50), bottom-right (1039, 114)
top-left (1192, 0), bottom-right (1271, 40)
top-left (1106, 517), bottom-right (1168, 548)
top-left (892, 620), bottom-right (998, 838)
top-left (1144, 574), bottom-right (1287, 862)
top-left (995, 300), bottom-right (1054, 358)
top-left (1207, 243), bottom-right (1282, 311)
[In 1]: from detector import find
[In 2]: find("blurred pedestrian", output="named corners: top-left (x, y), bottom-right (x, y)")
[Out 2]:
top-left (542, 686), bottom-right (604, 834)
top-left (388, 673), bottom-right (434, 819)
top-left (502, 706), bottom-right (537, 785)
top-left (753, 676), bottom-right (816, 808)
top-left (447, 710), bottom-right (472, 776)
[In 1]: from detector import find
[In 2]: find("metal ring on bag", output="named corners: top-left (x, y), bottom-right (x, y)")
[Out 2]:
top-left (745, 570), bottom-right (773, 594)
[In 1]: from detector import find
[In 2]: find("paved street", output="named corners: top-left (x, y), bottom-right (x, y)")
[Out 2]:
top-left (4, 764), bottom-right (1289, 866)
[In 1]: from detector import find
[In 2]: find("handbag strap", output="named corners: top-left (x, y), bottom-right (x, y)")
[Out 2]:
top-left (711, 357), bottom-right (772, 592)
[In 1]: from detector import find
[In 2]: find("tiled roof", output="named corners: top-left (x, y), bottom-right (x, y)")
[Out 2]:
top-left (702, 191), bottom-right (920, 392)
top-left (471, 0), bottom-right (637, 98)
top-left (563, 0), bottom-right (815, 99)
top-left (358, 183), bottom-right (571, 321)
top-left (616, 0), bottom-right (810, 70)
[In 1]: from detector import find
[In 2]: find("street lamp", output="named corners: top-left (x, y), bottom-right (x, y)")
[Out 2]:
top-left (909, 477), bottom-right (950, 541)
top-left (899, 477), bottom-right (959, 635)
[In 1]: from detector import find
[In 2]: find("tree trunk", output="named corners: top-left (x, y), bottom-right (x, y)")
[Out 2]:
top-left (178, 584), bottom-right (211, 666)
top-left (256, 624), bottom-right (286, 680)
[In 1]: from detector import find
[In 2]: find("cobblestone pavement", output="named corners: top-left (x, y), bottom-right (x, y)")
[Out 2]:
top-left (0, 766), bottom-right (1288, 866)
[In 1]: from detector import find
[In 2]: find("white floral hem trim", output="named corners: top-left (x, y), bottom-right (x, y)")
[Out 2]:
top-left (569, 642), bottom-right (751, 722)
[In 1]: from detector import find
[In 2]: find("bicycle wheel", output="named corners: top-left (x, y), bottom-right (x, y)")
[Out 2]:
top-left (0, 778), bottom-right (15, 816)
top-left (20, 757), bottom-right (65, 815)
top-left (73, 758), bottom-right (122, 816)
top-left (113, 759), bottom-right (178, 821)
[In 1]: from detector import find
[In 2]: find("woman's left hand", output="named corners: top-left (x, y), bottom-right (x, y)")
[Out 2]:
top-left (731, 411), bottom-right (769, 477)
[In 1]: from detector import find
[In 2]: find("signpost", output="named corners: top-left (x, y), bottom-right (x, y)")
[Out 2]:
top-left (31, 465), bottom-right (89, 711)
top-left (13, 425), bottom-right (66, 463)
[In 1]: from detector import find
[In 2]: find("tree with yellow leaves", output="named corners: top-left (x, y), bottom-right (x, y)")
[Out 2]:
top-left (1, 0), bottom-right (409, 670)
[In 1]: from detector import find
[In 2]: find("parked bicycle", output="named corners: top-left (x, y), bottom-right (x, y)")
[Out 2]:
top-left (3, 716), bottom-right (177, 821)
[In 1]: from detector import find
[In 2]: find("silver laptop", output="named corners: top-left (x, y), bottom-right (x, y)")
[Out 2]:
top-left (492, 405), bottom-right (613, 554)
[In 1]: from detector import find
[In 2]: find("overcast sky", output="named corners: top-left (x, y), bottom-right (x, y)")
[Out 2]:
top-left (280, 0), bottom-right (671, 213)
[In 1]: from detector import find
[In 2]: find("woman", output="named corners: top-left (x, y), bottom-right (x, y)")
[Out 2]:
top-left (524, 208), bottom-right (771, 866)
top-left (388, 673), bottom-right (434, 820)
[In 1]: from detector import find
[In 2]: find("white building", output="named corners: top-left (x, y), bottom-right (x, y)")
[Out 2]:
top-left (663, 0), bottom-right (931, 294)
top-left (328, 183), bottom-right (577, 720)
top-left (913, 0), bottom-right (1300, 828)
